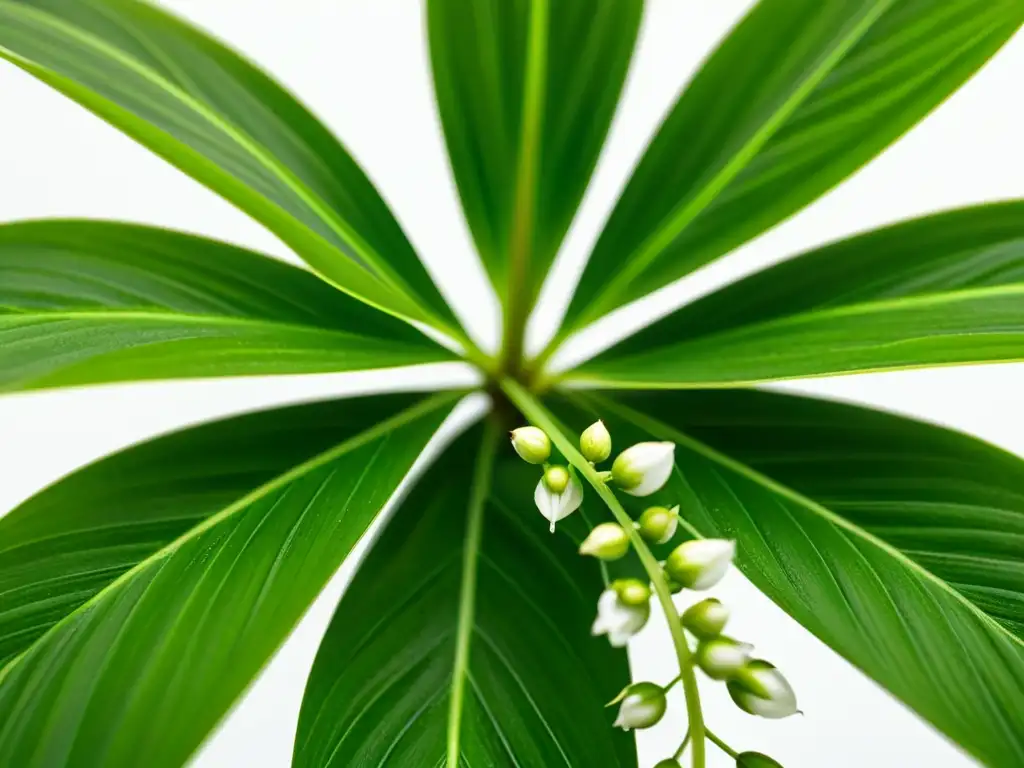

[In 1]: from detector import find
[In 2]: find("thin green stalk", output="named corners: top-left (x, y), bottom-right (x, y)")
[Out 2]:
top-left (675, 729), bottom-right (691, 760)
top-left (501, 379), bottom-right (707, 768)
top-left (446, 420), bottom-right (500, 766)
top-left (706, 729), bottom-right (739, 759)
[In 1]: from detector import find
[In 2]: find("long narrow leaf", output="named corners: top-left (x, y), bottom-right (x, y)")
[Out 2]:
top-left (0, 392), bottom-right (460, 768)
top-left (0, 0), bottom-right (460, 332)
top-left (0, 221), bottom-right (453, 392)
top-left (556, 0), bottom-right (1024, 341)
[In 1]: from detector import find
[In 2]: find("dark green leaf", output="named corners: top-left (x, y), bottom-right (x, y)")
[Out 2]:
top-left (294, 429), bottom-right (635, 768)
top-left (0, 221), bottom-right (453, 392)
top-left (737, 753), bottom-right (784, 768)
top-left (563, 390), bottom-right (1024, 767)
top-left (0, 392), bottom-right (459, 768)
top-left (428, 0), bottom-right (642, 307)
top-left (558, 0), bottom-right (1024, 338)
top-left (570, 203), bottom-right (1024, 387)
top-left (0, 0), bottom-right (461, 333)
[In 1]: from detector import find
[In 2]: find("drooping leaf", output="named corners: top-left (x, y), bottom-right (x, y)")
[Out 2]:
top-left (0, 221), bottom-right (453, 392)
top-left (428, 0), bottom-right (642, 309)
top-left (562, 390), bottom-right (1024, 767)
top-left (0, 392), bottom-right (460, 768)
top-left (293, 428), bottom-right (635, 768)
top-left (0, 0), bottom-right (462, 333)
top-left (569, 202), bottom-right (1024, 387)
top-left (557, 0), bottom-right (1024, 339)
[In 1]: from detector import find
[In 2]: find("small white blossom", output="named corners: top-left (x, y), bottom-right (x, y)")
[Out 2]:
top-left (665, 539), bottom-right (736, 590)
top-left (611, 682), bottom-right (667, 731)
top-left (681, 597), bottom-right (730, 639)
top-left (695, 637), bottom-right (754, 680)
top-left (728, 661), bottom-right (799, 719)
top-left (592, 588), bottom-right (649, 647)
top-left (579, 523), bottom-right (630, 560)
top-left (611, 442), bottom-right (675, 496)
top-left (510, 426), bottom-right (551, 464)
top-left (534, 474), bottom-right (582, 533)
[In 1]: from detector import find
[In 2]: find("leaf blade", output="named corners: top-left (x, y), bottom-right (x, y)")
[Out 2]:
top-left (293, 430), bottom-right (635, 768)
top-left (0, 0), bottom-right (458, 329)
top-left (0, 392), bottom-right (460, 767)
top-left (558, 0), bottom-right (1024, 337)
top-left (0, 221), bottom-right (453, 392)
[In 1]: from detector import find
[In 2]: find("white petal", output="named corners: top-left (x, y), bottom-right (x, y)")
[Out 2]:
top-left (623, 442), bottom-right (675, 497)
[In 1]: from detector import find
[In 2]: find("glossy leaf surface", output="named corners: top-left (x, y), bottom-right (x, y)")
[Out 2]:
top-left (0, 0), bottom-right (458, 330)
top-left (0, 221), bottom-right (452, 392)
top-left (0, 392), bottom-right (458, 768)
top-left (294, 431), bottom-right (635, 768)
top-left (563, 391), bottom-right (1024, 767)
top-left (572, 203), bottom-right (1024, 387)
top-left (559, 0), bottom-right (1024, 336)
top-left (428, 0), bottom-right (642, 305)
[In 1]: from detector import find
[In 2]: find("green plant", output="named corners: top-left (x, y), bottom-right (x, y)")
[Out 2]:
top-left (1, 1), bottom-right (1023, 766)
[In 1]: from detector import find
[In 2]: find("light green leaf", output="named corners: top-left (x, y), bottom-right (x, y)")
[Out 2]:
top-left (294, 428), bottom-right (635, 768)
top-left (569, 202), bottom-right (1024, 387)
top-left (0, 392), bottom-right (460, 768)
top-left (0, 0), bottom-right (461, 332)
top-left (556, 0), bottom-right (1024, 340)
top-left (564, 390), bottom-right (1024, 767)
top-left (427, 0), bottom-right (642, 316)
top-left (0, 221), bottom-right (454, 392)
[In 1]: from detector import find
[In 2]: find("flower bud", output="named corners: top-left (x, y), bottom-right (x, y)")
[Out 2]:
top-left (611, 442), bottom-right (675, 496)
top-left (580, 420), bottom-right (612, 463)
top-left (610, 682), bottom-right (666, 731)
top-left (654, 761), bottom-right (682, 768)
top-left (695, 637), bottom-right (754, 680)
top-left (638, 505), bottom-right (679, 544)
top-left (543, 465), bottom-right (570, 494)
top-left (579, 523), bottom-right (630, 561)
top-left (664, 539), bottom-right (736, 590)
top-left (592, 587), bottom-right (650, 647)
top-left (611, 578), bottom-right (651, 607)
top-left (510, 426), bottom-right (550, 464)
top-left (728, 660), bottom-right (799, 719)
top-left (737, 753), bottom-right (784, 768)
top-left (534, 475), bottom-right (583, 533)
top-left (681, 598), bottom-right (729, 639)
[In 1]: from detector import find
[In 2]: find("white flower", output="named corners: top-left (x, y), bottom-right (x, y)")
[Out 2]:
top-left (610, 682), bottom-right (666, 731)
top-left (665, 539), bottom-right (736, 590)
top-left (637, 505), bottom-right (679, 545)
top-left (611, 442), bottom-right (675, 496)
top-left (510, 426), bottom-right (551, 464)
top-left (728, 661), bottom-right (799, 719)
top-left (580, 420), bottom-right (612, 463)
top-left (534, 474), bottom-right (582, 533)
top-left (591, 588), bottom-right (649, 647)
top-left (579, 522), bottom-right (630, 560)
top-left (695, 637), bottom-right (754, 680)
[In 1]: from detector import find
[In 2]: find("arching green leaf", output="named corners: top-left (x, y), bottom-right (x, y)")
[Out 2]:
top-left (0, 221), bottom-right (453, 392)
top-left (0, 0), bottom-right (461, 333)
top-left (0, 392), bottom-right (460, 768)
top-left (294, 428), bottom-right (635, 768)
top-left (570, 203), bottom-right (1024, 387)
top-left (557, 0), bottom-right (1024, 341)
top-left (562, 390), bottom-right (1024, 767)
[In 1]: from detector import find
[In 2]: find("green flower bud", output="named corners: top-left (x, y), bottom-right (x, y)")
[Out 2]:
top-left (543, 465), bottom-right (570, 494)
top-left (580, 420), bottom-right (612, 463)
top-left (610, 682), bottom-right (666, 731)
top-left (737, 752), bottom-right (784, 768)
top-left (611, 578), bottom-right (651, 607)
top-left (510, 426), bottom-right (551, 464)
top-left (611, 442), bottom-right (675, 496)
top-left (664, 539), bottom-right (736, 590)
top-left (681, 597), bottom-right (730, 639)
top-left (728, 660), bottom-right (799, 719)
top-left (695, 636), bottom-right (754, 680)
top-left (654, 761), bottom-right (682, 768)
top-left (638, 505), bottom-right (679, 545)
top-left (579, 523), bottom-right (630, 561)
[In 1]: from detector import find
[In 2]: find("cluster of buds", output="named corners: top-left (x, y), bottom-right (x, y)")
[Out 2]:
top-left (510, 425), bottom-right (584, 533)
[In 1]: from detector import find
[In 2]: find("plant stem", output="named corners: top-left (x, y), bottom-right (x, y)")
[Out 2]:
top-left (674, 729), bottom-right (691, 760)
top-left (705, 729), bottom-right (739, 759)
top-left (500, 379), bottom-right (707, 768)
top-left (446, 420), bottom-right (500, 766)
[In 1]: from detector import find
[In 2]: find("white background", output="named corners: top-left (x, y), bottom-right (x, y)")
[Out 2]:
top-left (2, 1), bottom-right (1023, 766)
